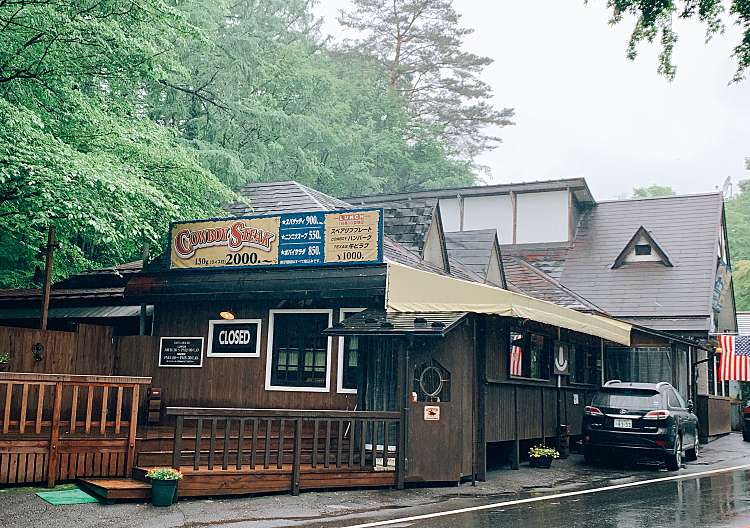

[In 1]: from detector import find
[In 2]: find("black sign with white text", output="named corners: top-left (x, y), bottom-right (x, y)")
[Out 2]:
top-left (159, 337), bottom-right (203, 367)
top-left (208, 320), bottom-right (261, 357)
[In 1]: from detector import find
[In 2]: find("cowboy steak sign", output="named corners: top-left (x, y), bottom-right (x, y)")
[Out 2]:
top-left (169, 209), bottom-right (383, 270)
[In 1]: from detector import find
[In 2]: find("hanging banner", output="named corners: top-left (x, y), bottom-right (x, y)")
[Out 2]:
top-left (169, 208), bottom-right (383, 270)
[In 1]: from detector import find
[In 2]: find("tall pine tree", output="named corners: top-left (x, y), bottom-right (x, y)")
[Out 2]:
top-left (338, 0), bottom-right (514, 160)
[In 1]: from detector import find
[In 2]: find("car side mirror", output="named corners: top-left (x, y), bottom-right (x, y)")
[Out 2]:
top-left (687, 399), bottom-right (694, 413)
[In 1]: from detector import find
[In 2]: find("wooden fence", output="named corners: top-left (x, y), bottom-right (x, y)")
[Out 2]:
top-left (167, 407), bottom-right (402, 496)
top-left (0, 373), bottom-right (151, 486)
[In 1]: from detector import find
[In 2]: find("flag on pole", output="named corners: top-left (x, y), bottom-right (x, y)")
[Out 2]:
top-left (510, 333), bottom-right (523, 377)
top-left (718, 334), bottom-right (750, 382)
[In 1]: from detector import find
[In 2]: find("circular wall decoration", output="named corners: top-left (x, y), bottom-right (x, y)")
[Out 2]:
top-left (418, 365), bottom-right (444, 398)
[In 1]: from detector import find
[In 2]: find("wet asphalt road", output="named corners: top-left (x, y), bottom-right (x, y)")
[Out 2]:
top-left (333, 468), bottom-right (750, 528)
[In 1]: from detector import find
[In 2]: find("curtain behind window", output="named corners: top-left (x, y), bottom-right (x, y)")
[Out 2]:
top-left (606, 347), bottom-right (672, 386)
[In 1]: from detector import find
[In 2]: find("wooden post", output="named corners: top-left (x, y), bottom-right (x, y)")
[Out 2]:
top-left (292, 418), bottom-right (302, 496)
top-left (40, 225), bottom-right (56, 331)
top-left (511, 385), bottom-right (519, 470)
top-left (139, 240), bottom-right (150, 336)
top-left (125, 384), bottom-right (140, 477)
top-left (172, 415), bottom-right (184, 469)
top-left (396, 340), bottom-right (409, 489)
top-left (47, 381), bottom-right (63, 487)
top-left (510, 191), bottom-right (518, 244)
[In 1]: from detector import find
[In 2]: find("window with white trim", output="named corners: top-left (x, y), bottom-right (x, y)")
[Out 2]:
top-left (266, 310), bottom-right (332, 391)
top-left (338, 308), bottom-right (365, 394)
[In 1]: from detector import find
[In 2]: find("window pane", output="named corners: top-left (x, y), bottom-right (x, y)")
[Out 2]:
top-left (509, 331), bottom-right (524, 377)
top-left (270, 312), bottom-right (329, 388)
top-left (342, 336), bottom-right (360, 390)
top-left (529, 333), bottom-right (549, 379)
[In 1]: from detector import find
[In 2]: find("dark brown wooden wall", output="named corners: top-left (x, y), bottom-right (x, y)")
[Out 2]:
top-left (480, 316), bottom-right (599, 443)
top-left (113, 301), bottom-right (374, 411)
top-left (0, 324), bottom-right (114, 375)
top-left (405, 320), bottom-right (475, 482)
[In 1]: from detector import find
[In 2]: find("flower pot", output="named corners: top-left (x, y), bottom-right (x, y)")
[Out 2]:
top-left (150, 479), bottom-right (178, 506)
top-left (529, 455), bottom-right (553, 469)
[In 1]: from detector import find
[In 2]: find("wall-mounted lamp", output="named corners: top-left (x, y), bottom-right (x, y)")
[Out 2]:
top-left (218, 310), bottom-right (236, 321)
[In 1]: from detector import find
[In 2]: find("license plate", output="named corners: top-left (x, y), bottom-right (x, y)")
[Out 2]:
top-left (614, 419), bottom-right (632, 429)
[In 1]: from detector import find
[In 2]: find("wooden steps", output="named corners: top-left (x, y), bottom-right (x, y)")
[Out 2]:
top-left (78, 477), bottom-right (151, 500)
top-left (132, 464), bottom-right (396, 498)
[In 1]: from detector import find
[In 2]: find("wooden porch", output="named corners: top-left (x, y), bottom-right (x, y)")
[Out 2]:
top-left (0, 373), bottom-right (402, 499)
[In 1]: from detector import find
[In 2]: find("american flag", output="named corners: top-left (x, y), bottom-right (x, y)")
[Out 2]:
top-left (510, 333), bottom-right (523, 377)
top-left (718, 334), bottom-right (750, 382)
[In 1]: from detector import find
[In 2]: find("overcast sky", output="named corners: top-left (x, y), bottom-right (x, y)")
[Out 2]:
top-left (315, 1), bottom-right (750, 200)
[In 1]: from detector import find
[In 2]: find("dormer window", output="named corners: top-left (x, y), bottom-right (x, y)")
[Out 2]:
top-left (612, 226), bottom-right (673, 269)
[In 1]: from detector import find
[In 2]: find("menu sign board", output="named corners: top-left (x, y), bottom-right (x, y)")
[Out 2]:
top-left (207, 320), bottom-right (261, 357)
top-left (170, 208), bottom-right (382, 270)
top-left (159, 337), bottom-right (204, 367)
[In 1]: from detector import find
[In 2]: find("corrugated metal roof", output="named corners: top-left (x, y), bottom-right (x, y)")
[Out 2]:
top-left (737, 312), bottom-right (750, 335)
top-left (559, 193), bottom-right (723, 324)
top-left (323, 309), bottom-right (468, 336)
top-left (0, 305), bottom-right (149, 319)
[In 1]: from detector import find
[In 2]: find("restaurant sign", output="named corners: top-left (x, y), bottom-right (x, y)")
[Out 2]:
top-left (169, 208), bottom-right (383, 270)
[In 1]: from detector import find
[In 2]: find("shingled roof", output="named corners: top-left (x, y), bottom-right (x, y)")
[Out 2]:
top-left (502, 255), bottom-right (602, 313)
top-left (444, 230), bottom-right (506, 287)
top-left (559, 193), bottom-right (725, 331)
top-left (227, 181), bottom-right (350, 216)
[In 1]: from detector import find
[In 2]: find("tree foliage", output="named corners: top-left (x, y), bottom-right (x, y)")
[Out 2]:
top-left (0, 0), bottom-right (235, 287)
top-left (338, 0), bottom-right (514, 160)
top-left (597, 0), bottom-right (750, 81)
top-left (0, 0), bottom-right (490, 287)
top-left (726, 179), bottom-right (750, 310)
top-left (632, 184), bottom-right (676, 198)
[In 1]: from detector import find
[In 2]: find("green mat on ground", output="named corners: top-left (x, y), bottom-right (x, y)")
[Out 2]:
top-left (36, 486), bottom-right (100, 505)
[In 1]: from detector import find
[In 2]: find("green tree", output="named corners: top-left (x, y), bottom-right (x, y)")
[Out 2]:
top-left (595, 0), bottom-right (750, 81)
top-left (338, 0), bottom-right (514, 160)
top-left (0, 0), bottom-right (235, 287)
top-left (632, 185), bottom-right (676, 198)
top-left (150, 0), bottom-right (474, 196)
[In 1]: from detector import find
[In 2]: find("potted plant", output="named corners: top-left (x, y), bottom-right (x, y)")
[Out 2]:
top-left (528, 445), bottom-right (560, 468)
top-left (0, 352), bottom-right (9, 372)
top-left (145, 467), bottom-right (182, 506)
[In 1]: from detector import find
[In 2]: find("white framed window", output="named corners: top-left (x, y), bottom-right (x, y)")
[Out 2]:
top-left (207, 319), bottom-right (262, 358)
top-left (265, 309), bottom-right (333, 392)
top-left (337, 308), bottom-right (366, 394)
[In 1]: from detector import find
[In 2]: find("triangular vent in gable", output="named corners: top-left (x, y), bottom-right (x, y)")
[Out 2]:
top-left (612, 226), bottom-right (673, 269)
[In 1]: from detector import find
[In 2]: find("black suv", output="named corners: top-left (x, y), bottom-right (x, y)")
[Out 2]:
top-left (582, 381), bottom-right (699, 470)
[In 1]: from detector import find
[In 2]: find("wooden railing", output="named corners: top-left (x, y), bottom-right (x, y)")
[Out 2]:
top-left (167, 407), bottom-right (402, 495)
top-left (0, 373), bottom-right (151, 486)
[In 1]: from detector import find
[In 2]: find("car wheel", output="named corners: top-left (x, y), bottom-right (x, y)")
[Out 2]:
top-left (744, 432), bottom-right (750, 442)
top-left (685, 434), bottom-right (699, 462)
top-left (583, 446), bottom-right (596, 465)
top-left (666, 435), bottom-right (682, 471)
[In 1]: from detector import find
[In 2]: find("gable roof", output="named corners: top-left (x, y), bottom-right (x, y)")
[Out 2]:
top-left (611, 225), bottom-right (674, 268)
top-left (559, 192), bottom-right (724, 330)
top-left (227, 182), bottom-right (463, 279)
top-left (444, 229), bottom-right (506, 287)
top-left (227, 181), bottom-right (350, 216)
top-left (502, 255), bottom-right (603, 313)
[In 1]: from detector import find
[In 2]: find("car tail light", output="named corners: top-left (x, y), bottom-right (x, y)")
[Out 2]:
top-left (655, 439), bottom-right (668, 447)
top-left (585, 406), bottom-right (603, 416)
top-left (744, 406), bottom-right (750, 415)
top-left (643, 410), bottom-right (671, 420)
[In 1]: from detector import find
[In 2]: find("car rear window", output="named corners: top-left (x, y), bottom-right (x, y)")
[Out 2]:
top-left (593, 390), bottom-right (663, 410)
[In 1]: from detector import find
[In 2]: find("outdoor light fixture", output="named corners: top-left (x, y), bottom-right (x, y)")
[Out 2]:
top-left (218, 310), bottom-right (236, 320)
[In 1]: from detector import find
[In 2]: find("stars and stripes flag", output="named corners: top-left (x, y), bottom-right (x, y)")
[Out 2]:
top-left (510, 333), bottom-right (523, 377)
top-left (718, 334), bottom-right (750, 382)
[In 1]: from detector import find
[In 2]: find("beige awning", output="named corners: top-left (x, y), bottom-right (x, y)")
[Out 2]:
top-left (385, 262), bottom-right (631, 346)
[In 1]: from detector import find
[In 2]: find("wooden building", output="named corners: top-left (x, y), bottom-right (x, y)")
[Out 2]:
top-left (0, 181), bottom-right (712, 497)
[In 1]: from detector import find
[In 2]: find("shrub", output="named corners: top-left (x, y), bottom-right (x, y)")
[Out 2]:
top-left (146, 467), bottom-right (183, 480)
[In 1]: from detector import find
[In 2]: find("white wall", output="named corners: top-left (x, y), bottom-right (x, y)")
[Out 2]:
top-left (439, 198), bottom-right (461, 232)
top-left (440, 191), bottom-right (571, 244)
top-left (516, 191), bottom-right (569, 243)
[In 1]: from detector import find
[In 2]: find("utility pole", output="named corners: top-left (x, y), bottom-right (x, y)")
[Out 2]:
top-left (139, 240), bottom-right (150, 336)
top-left (40, 225), bottom-right (58, 331)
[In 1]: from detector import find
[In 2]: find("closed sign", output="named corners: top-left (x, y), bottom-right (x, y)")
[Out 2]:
top-left (208, 319), bottom-right (261, 357)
